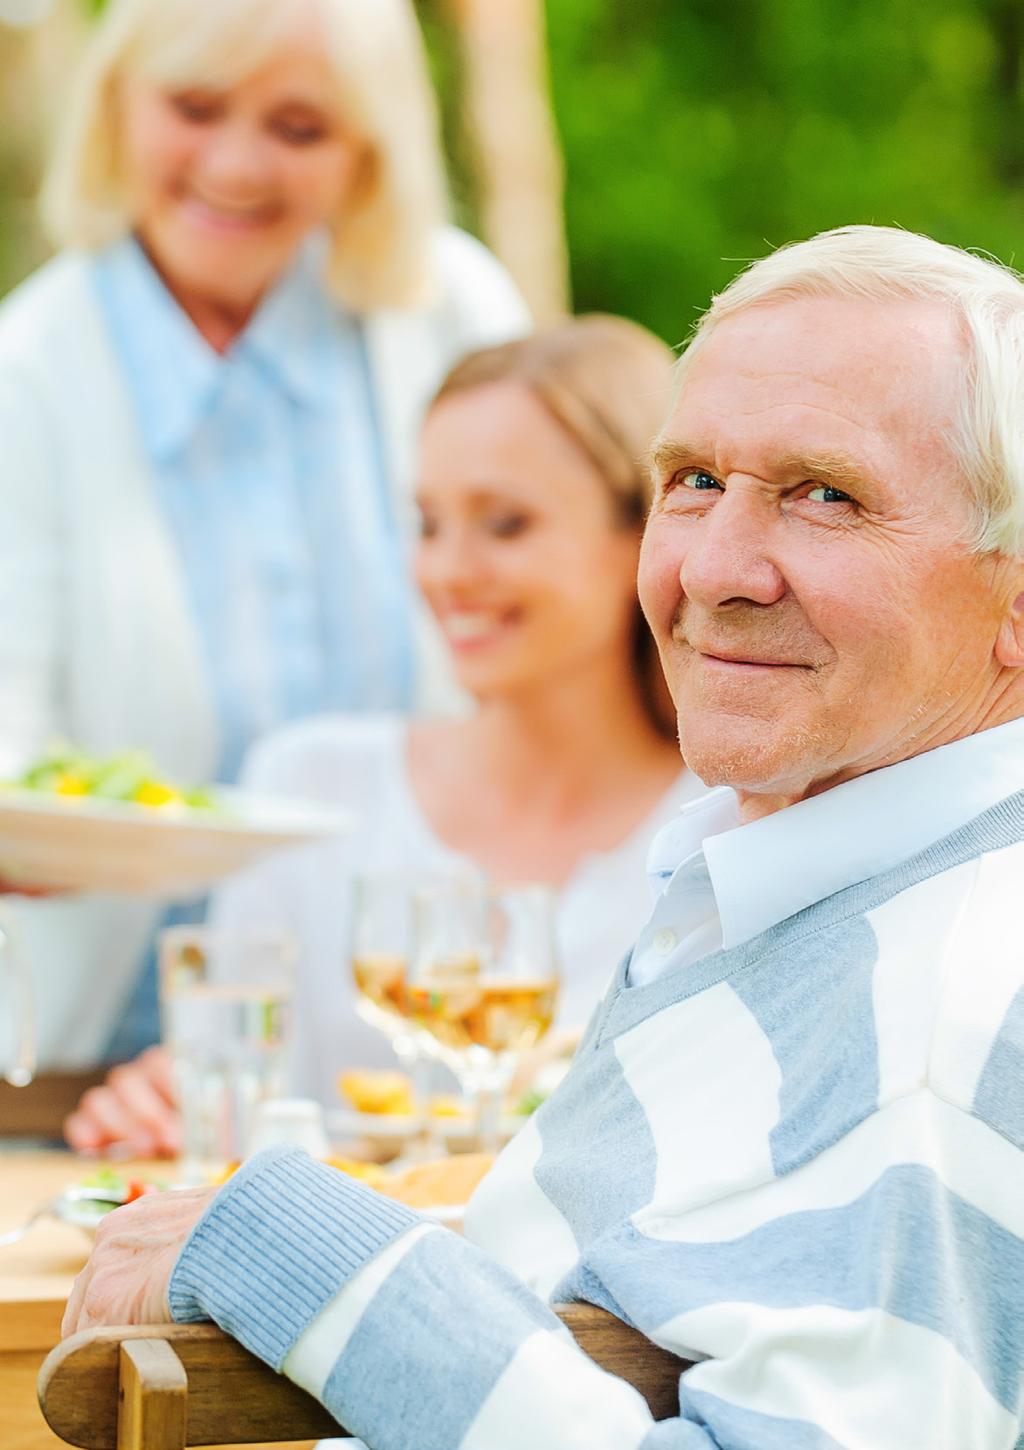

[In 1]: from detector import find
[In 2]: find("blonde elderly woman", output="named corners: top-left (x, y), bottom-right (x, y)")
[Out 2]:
top-left (0, 0), bottom-right (528, 1076)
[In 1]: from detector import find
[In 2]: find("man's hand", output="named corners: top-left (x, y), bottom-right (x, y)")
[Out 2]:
top-left (64, 1045), bottom-right (182, 1158)
top-left (61, 1185), bottom-right (216, 1337)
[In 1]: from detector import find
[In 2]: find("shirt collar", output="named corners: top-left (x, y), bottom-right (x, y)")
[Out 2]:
top-left (95, 234), bottom-right (220, 462)
top-left (647, 717), bottom-right (1024, 951)
top-left (237, 231), bottom-right (347, 410)
top-left (95, 233), bottom-right (342, 462)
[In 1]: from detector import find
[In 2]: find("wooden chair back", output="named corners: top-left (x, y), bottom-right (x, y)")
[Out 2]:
top-left (38, 1306), bottom-right (688, 1448)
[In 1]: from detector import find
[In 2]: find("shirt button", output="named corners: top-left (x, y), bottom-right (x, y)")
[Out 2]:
top-left (653, 929), bottom-right (678, 955)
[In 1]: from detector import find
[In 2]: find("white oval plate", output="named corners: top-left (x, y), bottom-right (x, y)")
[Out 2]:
top-left (0, 788), bottom-right (353, 897)
top-left (328, 1108), bottom-right (525, 1153)
top-left (52, 1193), bottom-right (123, 1237)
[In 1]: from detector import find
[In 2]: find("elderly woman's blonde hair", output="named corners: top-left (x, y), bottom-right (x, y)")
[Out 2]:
top-left (41, 0), bottom-right (448, 310)
top-left (674, 224), bottom-right (1024, 557)
top-left (433, 315), bottom-right (678, 736)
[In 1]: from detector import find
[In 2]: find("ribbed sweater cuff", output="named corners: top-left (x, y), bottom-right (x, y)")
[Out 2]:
top-left (167, 1146), bottom-right (422, 1368)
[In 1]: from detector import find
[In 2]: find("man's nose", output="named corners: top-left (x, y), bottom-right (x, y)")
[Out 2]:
top-left (678, 485), bottom-right (786, 609)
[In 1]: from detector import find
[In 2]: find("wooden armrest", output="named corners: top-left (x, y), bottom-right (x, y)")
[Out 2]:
top-left (38, 1306), bottom-right (688, 1447)
top-left (39, 1323), bottom-right (341, 1448)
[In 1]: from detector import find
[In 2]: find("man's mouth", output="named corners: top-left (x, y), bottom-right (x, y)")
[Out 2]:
top-left (690, 646), bottom-right (815, 672)
top-left (701, 652), bottom-right (795, 668)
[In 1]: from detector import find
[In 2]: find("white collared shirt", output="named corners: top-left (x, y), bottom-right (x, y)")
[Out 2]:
top-left (629, 716), bottom-right (1024, 987)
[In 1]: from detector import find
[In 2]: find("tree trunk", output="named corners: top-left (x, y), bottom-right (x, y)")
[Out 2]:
top-left (445, 0), bottom-right (570, 321)
top-left (0, 0), bottom-right (87, 291)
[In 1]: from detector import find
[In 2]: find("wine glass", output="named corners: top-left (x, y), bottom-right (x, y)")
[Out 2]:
top-left (407, 881), bottom-right (560, 1155)
top-left (349, 871), bottom-right (418, 1070)
top-left (348, 870), bottom-right (464, 1156)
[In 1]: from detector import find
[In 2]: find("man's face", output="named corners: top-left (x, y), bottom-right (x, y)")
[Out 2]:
top-left (639, 294), bottom-right (1017, 803)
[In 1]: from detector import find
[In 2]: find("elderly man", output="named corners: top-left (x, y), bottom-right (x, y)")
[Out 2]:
top-left (66, 225), bottom-right (1024, 1450)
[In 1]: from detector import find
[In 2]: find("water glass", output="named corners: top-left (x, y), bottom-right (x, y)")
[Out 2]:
top-left (0, 903), bottom-right (35, 1088)
top-left (159, 926), bottom-right (296, 1181)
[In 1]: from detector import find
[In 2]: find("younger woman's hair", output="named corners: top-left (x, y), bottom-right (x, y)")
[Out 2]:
top-left (41, 0), bottom-right (448, 311)
top-left (432, 315), bottom-right (678, 736)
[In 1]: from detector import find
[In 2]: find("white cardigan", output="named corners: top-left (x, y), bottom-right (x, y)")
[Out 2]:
top-left (0, 227), bottom-right (530, 1068)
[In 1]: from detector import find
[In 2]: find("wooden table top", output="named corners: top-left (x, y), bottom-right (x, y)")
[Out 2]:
top-left (0, 1151), bottom-right (325, 1450)
top-left (0, 1151), bottom-right (167, 1351)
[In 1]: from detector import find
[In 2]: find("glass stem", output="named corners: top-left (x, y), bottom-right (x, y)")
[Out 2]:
top-left (393, 1035), bottom-right (438, 1163)
top-left (473, 1080), bottom-right (505, 1158)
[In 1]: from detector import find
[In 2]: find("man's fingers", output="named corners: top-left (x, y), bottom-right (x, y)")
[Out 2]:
top-left (62, 1260), bottom-right (92, 1337)
top-left (61, 1187), bottom-right (217, 1339)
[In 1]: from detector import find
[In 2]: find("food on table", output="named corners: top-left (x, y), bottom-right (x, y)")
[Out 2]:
top-left (382, 1152), bottom-right (494, 1209)
top-left (71, 1152), bottom-right (488, 1219)
top-left (73, 1166), bottom-right (168, 1213)
top-left (513, 1086), bottom-right (548, 1117)
top-left (428, 1094), bottom-right (471, 1118)
top-left (338, 1070), bottom-right (472, 1120)
top-left (338, 1068), bottom-right (547, 1118)
top-left (325, 1156), bottom-right (390, 1189)
top-left (6, 745), bottom-right (218, 811)
top-left (339, 1069), bottom-right (416, 1116)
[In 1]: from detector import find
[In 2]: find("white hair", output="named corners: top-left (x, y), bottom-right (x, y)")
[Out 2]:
top-left (40, 0), bottom-right (448, 311)
top-left (678, 225), bottom-right (1024, 556)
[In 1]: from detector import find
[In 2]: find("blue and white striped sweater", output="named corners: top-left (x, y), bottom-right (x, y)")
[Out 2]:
top-left (170, 791), bottom-right (1024, 1449)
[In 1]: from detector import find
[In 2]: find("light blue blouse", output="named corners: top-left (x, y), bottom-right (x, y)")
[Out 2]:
top-left (92, 235), bottom-right (417, 1061)
top-left (92, 235), bottom-right (416, 785)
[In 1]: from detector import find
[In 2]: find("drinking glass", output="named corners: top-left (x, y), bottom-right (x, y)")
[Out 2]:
top-left (349, 872), bottom-right (417, 1064)
top-left (159, 926), bottom-right (296, 1183)
top-left (348, 870), bottom-right (473, 1156)
top-left (407, 882), bottom-right (560, 1154)
top-left (0, 903), bottom-right (35, 1088)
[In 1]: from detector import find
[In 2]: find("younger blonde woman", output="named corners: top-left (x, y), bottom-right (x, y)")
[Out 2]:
top-left (66, 316), bottom-right (707, 1152)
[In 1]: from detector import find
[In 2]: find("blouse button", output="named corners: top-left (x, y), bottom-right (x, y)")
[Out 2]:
top-left (653, 928), bottom-right (678, 955)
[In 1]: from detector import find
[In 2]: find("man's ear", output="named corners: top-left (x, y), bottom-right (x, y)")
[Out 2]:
top-left (995, 585), bottom-right (1024, 668)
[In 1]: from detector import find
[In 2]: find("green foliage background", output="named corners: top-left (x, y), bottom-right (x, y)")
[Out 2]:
top-left (543, 0), bottom-right (1024, 344)
top-left (3, 0), bottom-right (1024, 345)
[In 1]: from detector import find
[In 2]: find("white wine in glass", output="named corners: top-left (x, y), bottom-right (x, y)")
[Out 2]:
top-left (349, 874), bottom-right (415, 1049)
top-left (351, 950), bottom-right (407, 1027)
top-left (405, 974), bottom-right (558, 1055)
top-left (409, 882), bottom-right (560, 1154)
top-left (348, 870), bottom-right (483, 1157)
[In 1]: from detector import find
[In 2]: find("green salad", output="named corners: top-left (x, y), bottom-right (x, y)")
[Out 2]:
top-left (8, 745), bottom-right (218, 810)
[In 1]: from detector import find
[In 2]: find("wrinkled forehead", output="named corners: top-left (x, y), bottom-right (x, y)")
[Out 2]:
top-left (659, 294), bottom-right (966, 484)
top-left (123, 0), bottom-right (328, 90)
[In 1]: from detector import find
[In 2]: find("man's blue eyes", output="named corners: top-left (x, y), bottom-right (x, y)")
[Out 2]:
top-left (675, 470), bottom-right (854, 504)
top-left (680, 470), bottom-right (722, 491)
top-left (807, 485), bottom-right (853, 503)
